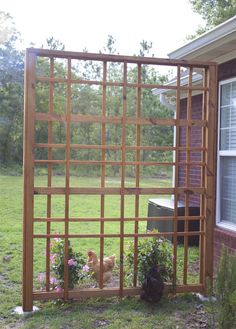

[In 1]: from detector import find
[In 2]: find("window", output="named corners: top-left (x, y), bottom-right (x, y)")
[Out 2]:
top-left (217, 78), bottom-right (236, 230)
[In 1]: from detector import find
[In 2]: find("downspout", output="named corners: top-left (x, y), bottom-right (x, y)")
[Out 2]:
top-left (159, 94), bottom-right (176, 199)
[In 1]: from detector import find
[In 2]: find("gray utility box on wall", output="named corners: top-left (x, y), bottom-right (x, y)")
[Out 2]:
top-left (147, 199), bottom-right (200, 246)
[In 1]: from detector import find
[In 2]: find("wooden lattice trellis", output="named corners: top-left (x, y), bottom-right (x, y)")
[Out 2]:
top-left (23, 48), bottom-right (217, 311)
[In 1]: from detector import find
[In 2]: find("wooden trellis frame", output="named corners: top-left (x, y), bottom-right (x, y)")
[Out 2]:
top-left (23, 48), bottom-right (217, 311)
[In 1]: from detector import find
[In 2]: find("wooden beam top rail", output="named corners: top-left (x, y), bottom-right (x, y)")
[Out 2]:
top-left (28, 48), bottom-right (216, 67)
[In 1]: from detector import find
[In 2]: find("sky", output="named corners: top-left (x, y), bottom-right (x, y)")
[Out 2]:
top-left (1, 0), bottom-right (204, 57)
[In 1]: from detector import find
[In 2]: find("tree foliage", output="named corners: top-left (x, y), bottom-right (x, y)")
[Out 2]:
top-left (0, 11), bottom-right (17, 44)
top-left (216, 246), bottom-right (236, 328)
top-left (188, 0), bottom-right (236, 38)
top-left (0, 12), bottom-right (24, 165)
top-left (0, 14), bottom-right (173, 179)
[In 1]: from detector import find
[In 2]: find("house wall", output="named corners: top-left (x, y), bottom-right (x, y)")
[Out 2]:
top-left (218, 58), bottom-right (236, 81)
top-left (179, 94), bottom-right (202, 207)
top-left (214, 227), bottom-right (236, 265)
top-left (214, 58), bottom-right (236, 264)
top-left (178, 58), bottom-right (236, 266)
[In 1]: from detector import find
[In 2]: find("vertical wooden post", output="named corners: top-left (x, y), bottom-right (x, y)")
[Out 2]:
top-left (133, 63), bottom-right (141, 287)
top-left (173, 65), bottom-right (181, 289)
top-left (64, 58), bottom-right (71, 300)
top-left (23, 49), bottom-right (36, 311)
top-left (183, 67), bottom-right (193, 285)
top-left (204, 64), bottom-right (217, 289)
top-left (46, 57), bottom-right (54, 291)
top-left (200, 68), bottom-right (207, 285)
top-left (100, 61), bottom-right (107, 289)
top-left (119, 62), bottom-right (127, 296)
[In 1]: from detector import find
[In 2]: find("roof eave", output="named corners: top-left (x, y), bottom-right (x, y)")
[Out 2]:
top-left (168, 15), bottom-right (236, 59)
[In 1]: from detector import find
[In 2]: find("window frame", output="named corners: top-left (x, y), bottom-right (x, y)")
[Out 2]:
top-left (217, 76), bottom-right (236, 231)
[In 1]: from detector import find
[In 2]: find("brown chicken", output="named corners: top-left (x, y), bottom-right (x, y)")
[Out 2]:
top-left (87, 250), bottom-right (116, 284)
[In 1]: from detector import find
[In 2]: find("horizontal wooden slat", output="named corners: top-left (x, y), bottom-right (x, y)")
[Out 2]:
top-left (36, 75), bottom-right (209, 91)
top-left (34, 160), bottom-right (65, 164)
top-left (35, 112), bottom-right (65, 122)
top-left (71, 144), bottom-right (121, 150)
top-left (34, 143), bottom-right (206, 152)
top-left (34, 159), bottom-right (206, 167)
top-left (168, 284), bottom-right (204, 293)
top-left (32, 283), bottom-right (204, 301)
top-left (35, 143), bottom-right (66, 148)
top-left (70, 160), bottom-right (205, 166)
top-left (32, 282), bottom-right (204, 301)
top-left (35, 112), bottom-right (207, 127)
top-left (34, 186), bottom-right (206, 195)
top-left (33, 231), bottom-right (204, 239)
top-left (69, 160), bottom-right (175, 166)
top-left (33, 287), bottom-right (141, 300)
top-left (33, 215), bottom-right (205, 222)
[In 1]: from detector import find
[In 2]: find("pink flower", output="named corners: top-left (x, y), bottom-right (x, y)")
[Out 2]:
top-left (68, 259), bottom-right (77, 266)
top-left (50, 276), bottom-right (57, 285)
top-left (38, 273), bottom-right (46, 283)
top-left (55, 286), bottom-right (62, 293)
top-left (50, 254), bottom-right (57, 264)
top-left (83, 265), bottom-right (90, 272)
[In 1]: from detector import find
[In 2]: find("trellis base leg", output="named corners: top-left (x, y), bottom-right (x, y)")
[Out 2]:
top-left (194, 293), bottom-right (217, 303)
top-left (14, 306), bottom-right (39, 316)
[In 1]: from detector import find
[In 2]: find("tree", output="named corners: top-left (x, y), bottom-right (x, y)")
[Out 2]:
top-left (138, 40), bottom-right (153, 57)
top-left (189, 0), bottom-right (236, 37)
top-left (42, 37), bottom-right (65, 51)
top-left (0, 25), bottom-right (173, 180)
top-left (0, 11), bottom-right (17, 44)
top-left (0, 12), bottom-right (24, 166)
top-left (100, 34), bottom-right (117, 55)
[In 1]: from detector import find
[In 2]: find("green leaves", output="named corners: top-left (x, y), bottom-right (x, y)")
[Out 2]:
top-left (50, 238), bottom-right (87, 289)
top-left (0, 12), bottom-right (24, 165)
top-left (215, 245), bottom-right (236, 328)
top-left (189, 0), bottom-right (236, 34)
top-left (125, 233), bottom-right (173, 284)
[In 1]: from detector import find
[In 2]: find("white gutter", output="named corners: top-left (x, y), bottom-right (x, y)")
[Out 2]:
top-left (153, 72), bottom-right (203, 98)
top-left (168, 15), bottom-right (236, 59)
top-left (159, 94), bottom-right (175, 111)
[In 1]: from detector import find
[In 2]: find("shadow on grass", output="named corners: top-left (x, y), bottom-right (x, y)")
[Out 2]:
top-left (8, 293), bottom-right (210, 329)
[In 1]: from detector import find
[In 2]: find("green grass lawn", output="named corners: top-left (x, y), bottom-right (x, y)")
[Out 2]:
top-left (0, 174), bottom-right (216, 328)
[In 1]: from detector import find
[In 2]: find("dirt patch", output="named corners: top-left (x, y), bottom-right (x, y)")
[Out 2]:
top-left (86, 306), bottom-right (107, 314)
top-left (188, 260), bottom-right (200, 276)
top-left (185, 304), bottom-right (211, 328)
top-left (82, 274), bottom-right (120, 289)
top-left (94, 319), bottom-right (110, 327)
top-left (3, 320), bottom-right (24, 329)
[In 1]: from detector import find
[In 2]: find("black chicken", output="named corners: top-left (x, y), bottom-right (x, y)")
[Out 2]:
top-left (141, 266), bottom-right (164, 303)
